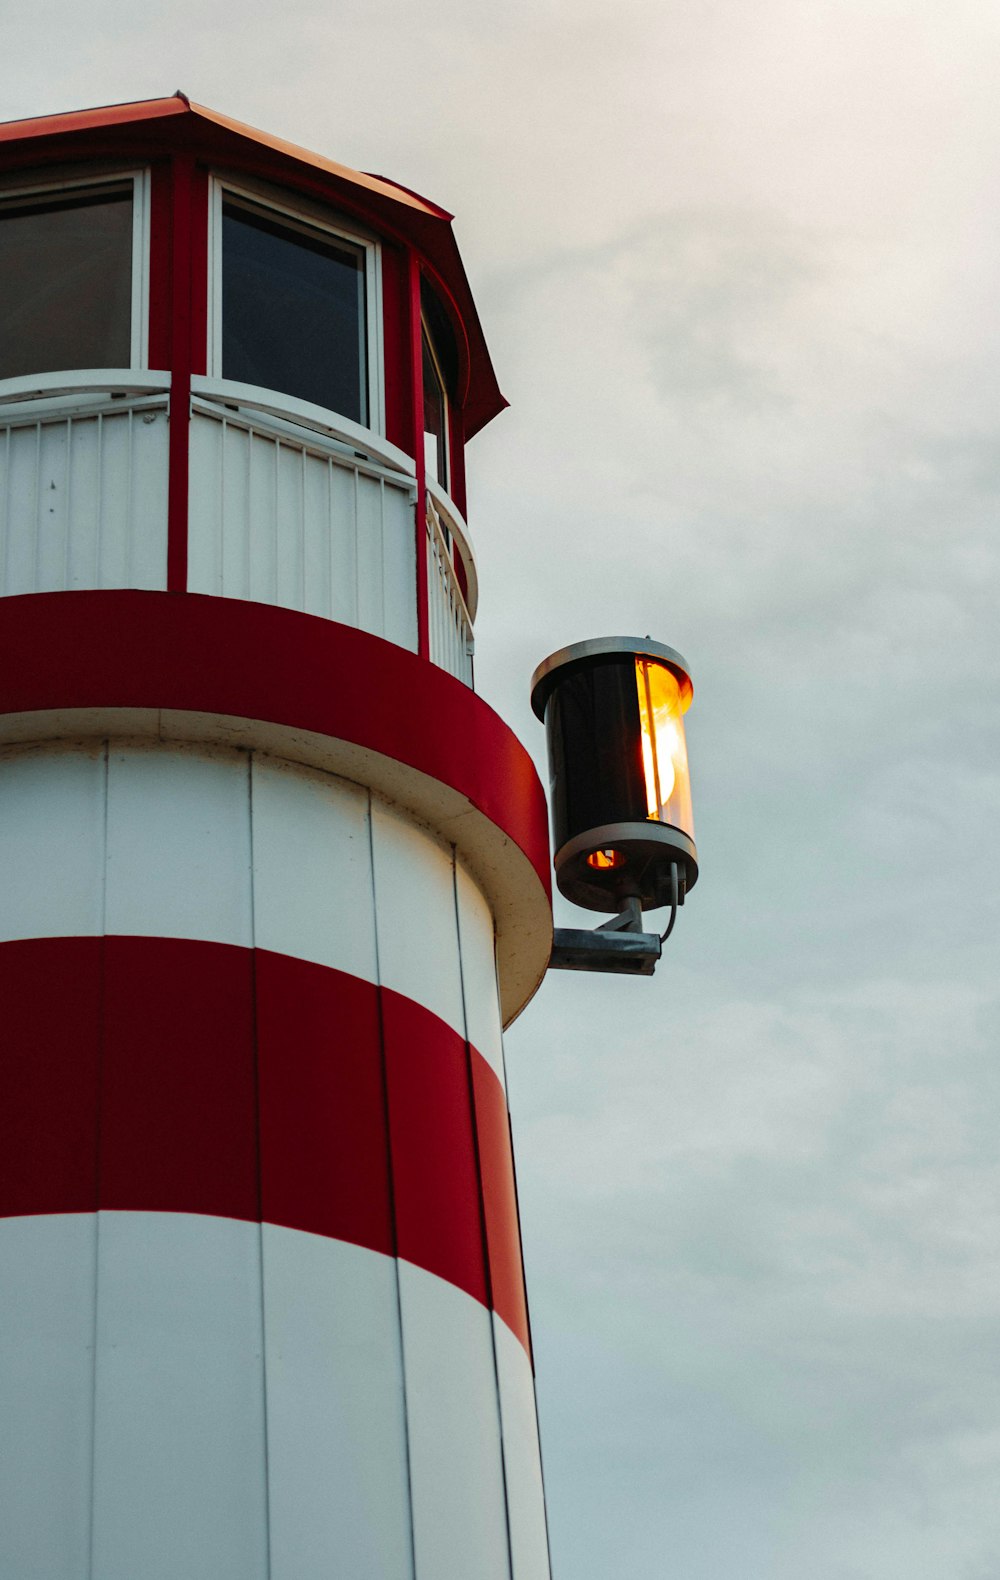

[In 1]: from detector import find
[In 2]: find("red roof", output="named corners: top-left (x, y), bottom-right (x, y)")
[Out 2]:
top-left (0, 93), bottom-right (506, 436)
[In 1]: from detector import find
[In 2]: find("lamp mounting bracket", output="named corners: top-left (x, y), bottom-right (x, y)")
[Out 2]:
top-left (549, 897), bottom-right (663, 976)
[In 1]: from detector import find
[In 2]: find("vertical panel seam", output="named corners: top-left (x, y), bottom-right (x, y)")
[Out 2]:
top-left (248, 752), bottom-right (274, 1580)
top-left (453, 853), bottom-right (517, 1580)
top-left (86, 739), bottom-right (111, 1580)
top-left (369, 796), bottom-right (418, 1580)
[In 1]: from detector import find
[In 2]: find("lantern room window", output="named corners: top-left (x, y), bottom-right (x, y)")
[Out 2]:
top-left (217, 189), bottom-right (376, 427)
top-left (420, 284), bottom-right (458, 491)
top-left (0, 176), bottom-right (146, 382)
top-left (422, 324), bottom-right (449, 488)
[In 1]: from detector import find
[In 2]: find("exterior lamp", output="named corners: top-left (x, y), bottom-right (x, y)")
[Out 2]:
top-left (530, 636), bottom-right (698, 975)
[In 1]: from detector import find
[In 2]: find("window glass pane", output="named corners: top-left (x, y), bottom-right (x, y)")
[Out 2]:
top-left (422, 330), bottom-right (447, 487)
top-left (222, 199), bottom-right (367, 424)
top-left (0, 185), bottom-right (133, 380)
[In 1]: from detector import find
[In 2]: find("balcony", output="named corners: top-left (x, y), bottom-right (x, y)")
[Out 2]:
top-left (0, 372), bottom-right (477, 686)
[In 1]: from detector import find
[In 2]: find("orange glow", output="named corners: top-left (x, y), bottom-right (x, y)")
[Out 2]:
top-left (586, 848), bottom-right (626, 870)
top-left (635, 658), bottom-right (693, 834)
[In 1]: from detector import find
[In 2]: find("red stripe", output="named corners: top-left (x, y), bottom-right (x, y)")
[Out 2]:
top-left (100, 937), bottom-right (259, 1219)
top-left (382, 990), bottom-right (488, 1306)
top-left (255, 951), bottom-right (393, 1256)
top-left (0, 936), bottom-right (530, 1353)
top-left (0, 590), bottom-right (550, 900)
top-left (0, 937), bottom-right (102, 1215)
top-left (472, 1054), bottom-right (531, 1354)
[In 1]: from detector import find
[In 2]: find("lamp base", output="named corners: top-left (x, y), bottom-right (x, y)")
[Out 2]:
top-left (554, 821), bottom-right (698, 913)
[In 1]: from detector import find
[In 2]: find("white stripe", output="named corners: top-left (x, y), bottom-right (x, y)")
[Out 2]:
top-left (250, 754), bottom-right (377, 982)
top-left (105, 741), bottom-right (253, 946)
top-left (370, 793), bottom-right (465, 1036)
top-left (90, 1212), bottom-right (269, 1580)
top-left (494, 1314), bottom-right (552, 1580)
top-left (0, 741), bottom-right (506, 1050)
top-left (456, 856), bottom-right (506, 1086)
top-left (0, 1213), bottom-right (96, 1580)
top-left (262, 1225), bottom-right (414, 1580)
top-left (398, 1258), bottom-right (512, 1580)
top-left (0, 741), bottom-right (106, 941)
top-left (0, 1216), bottom-right (544, 1578)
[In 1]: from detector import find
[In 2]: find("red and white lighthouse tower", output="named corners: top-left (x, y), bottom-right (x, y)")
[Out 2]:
top-left (0, 96), bottom-right (553, 1580)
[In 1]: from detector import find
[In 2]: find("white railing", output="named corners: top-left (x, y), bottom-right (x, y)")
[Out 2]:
top-left (187, 389), bottom-right (419, 652)
top-left (0, 372), bottom-right (171, 596)
top-left (426, 491), bottom-right (475, 687)
top-left (0, 371), bottom-right (480, 686)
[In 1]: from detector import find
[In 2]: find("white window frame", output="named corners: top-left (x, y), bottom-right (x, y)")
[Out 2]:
top-left (0, 166), bottom-right (151, 372)
top-left (207, 175), bottom-right (385, 436)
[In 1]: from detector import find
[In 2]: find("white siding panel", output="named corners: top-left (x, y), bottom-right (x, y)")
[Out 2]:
top-left (105, 743), bottom-right (253, 947)
top-left (301, 453), bottom-right (332, 619)
top-left (247, 429), bottom-right (278, 605)
top-left (2, 417), bottom-right (39, 593)
top-left (384, 479), bottom-right (418, 652)
top-left (274, 439), bottom-right (304, 611)
top-left (0, 406), bottom-right (168, 598)
top-left (0, 1214), bottom-right (96, 1580)
top-left (262, 1226), bottom-right (413, 1580)
top-left (129, 408), bottom-right (172, 587)
top-left (66, 415), bottom-right (102, 588)
top-left (251, 756), bottom-right (377, 980)
top-left (185, 405), bottom-right (221, 594)
top-left (456, 858), bottom-right (505, 1086)
top-left (355, 470), bottom-right (385, 638)
top-left (494, 1316), bottom-right (551, 1580)
top-left (328, 457), bottom-right (359, 626)
top-left (186, 408), bottom-right (417, 650)
top-left (0, 742), bottom-right (106, 942)
top-left (398, 1261), bottom-right (512, 1580)
top-left (90, 1211), bottom-right (269, 1580)
top-left (370, 795), bottom-right (464, 1037)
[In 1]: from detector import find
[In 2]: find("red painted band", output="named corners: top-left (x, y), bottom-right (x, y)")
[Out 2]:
top-left (0, 935), bottom-right (531, 1356)
top-left (166, 158), bottom-right (194, 592)
top-left (0, 590), bottom-right (550, 900)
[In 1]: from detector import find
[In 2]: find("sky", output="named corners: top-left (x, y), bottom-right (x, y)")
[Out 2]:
top-left (4, 4), bottom-right (1000, 1576)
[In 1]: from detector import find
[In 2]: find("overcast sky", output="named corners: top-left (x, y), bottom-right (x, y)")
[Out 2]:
top-left (5, 4), bottom-right (1000, 1576)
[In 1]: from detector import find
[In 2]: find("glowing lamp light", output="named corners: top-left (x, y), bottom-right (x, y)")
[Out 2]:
top-left (530, 636), bottom-right (697, 914)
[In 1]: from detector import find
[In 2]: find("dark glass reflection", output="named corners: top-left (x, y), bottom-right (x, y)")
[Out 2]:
top-left (0, 186), bottom-right (133, 380)
top-left (545, 660), bottom-right (647, 848)
top-left (222, 200), bottom-right (367, 423)
top-left (422, 329), bottom-right (448, 487)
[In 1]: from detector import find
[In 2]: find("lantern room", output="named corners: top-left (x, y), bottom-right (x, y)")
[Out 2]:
top-left (0, 92), bottom-right (500, 684)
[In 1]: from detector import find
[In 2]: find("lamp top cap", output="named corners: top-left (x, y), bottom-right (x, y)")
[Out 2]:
top-left (530, 635), bottom-right (693, 720)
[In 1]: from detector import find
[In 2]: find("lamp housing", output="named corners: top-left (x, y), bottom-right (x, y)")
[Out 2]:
top-left (530, 636), bottom-right (697, 914)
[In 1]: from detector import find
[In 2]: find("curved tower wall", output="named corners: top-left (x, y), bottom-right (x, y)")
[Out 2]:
top-left (0, 97), bottom-right (553, 1580)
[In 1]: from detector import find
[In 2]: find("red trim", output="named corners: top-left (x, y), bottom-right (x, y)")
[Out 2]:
top-left (380, 244), bottom-right (410, 454)
top-left (188, 165), bottom-right (209, 376)
top-left (166, 157), bottom-right (194, 592)
top-left (409, 253), bottom-right (430, 661)
top-left (147, 162), bottom-right (173, 370)
top-left (472, 1054), bottom-right (531, 1353)
top-left (0, 936), bottom-right (530, 1352)
top-left (0, 590), bottom-right (550, 896)
top-left (382, 991), bottom-right (488, 1306)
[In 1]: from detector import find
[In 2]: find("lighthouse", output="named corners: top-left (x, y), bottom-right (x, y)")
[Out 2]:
top-left (0, 96), bottom-right (553, 1580)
